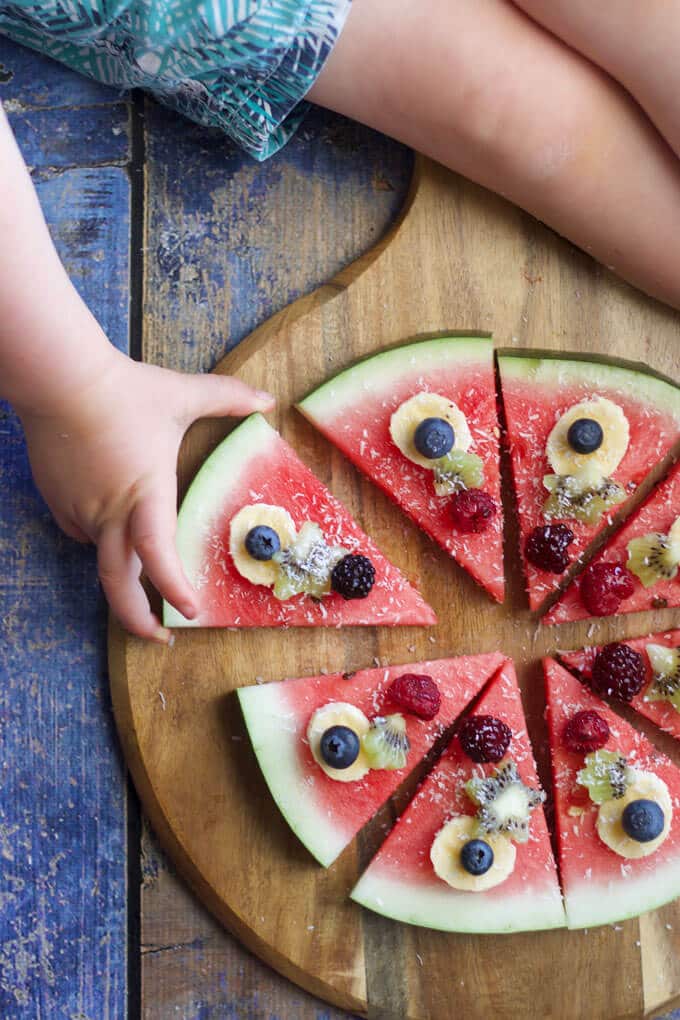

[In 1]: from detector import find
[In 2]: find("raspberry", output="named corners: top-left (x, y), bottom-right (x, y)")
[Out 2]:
top-left (563, 710), bottom-right (610, 753)
top-left (525, 524), bottom-right (574, 573)
top-left (330, 554), bottom-right (375, 600)
top-left (580, 562), bottom-right (636, 616)
top-left (450, 489), bottom-right (498, 534)
top-left (458, 714), bottom-right (512, 763)
top-left (388, 673), bottom-right (441, 720)
top-left (591, 642), bottom-right (646, 702)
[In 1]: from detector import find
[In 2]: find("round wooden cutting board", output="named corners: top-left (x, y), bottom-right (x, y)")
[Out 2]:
top-left (109, 157), bottom-right (680, 1020)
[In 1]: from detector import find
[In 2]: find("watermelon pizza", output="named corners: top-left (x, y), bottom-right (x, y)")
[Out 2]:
top-left (237, 652), bottom-right (505, 866)
top-left (164, 414), bottom-right (435, 628)
top-left (297, 337), bottom-right (505, 602)
top-left (498, 354), bottom-right (680, 611)
top-left (546, 460), bottom-right (680, 625)
top-left (350, 660), bottom-right (565, 932)
top-left (559, 630), bottom-right (680, 743)
top-left (543, 657), bottom-right (680, 928)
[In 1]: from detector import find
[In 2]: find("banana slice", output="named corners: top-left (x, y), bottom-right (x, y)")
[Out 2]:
top-left (229, 504), bottom-right (296, 586)
top-left (430, 815), bottom-right (516, 892)
top-left (390, 393), bottom-right (472, 469)
top-left (546, 397), bottom-right (629, 477)
top-left (596, 772), bottom-right (672, 859)
top-left (306, 702), bottom-right (370, 783)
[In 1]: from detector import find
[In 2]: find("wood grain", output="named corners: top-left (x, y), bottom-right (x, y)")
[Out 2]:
top-left (111, 154), bottom-right (680, 1020)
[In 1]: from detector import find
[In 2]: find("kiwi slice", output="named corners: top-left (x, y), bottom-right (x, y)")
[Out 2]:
top-left (273, 522), bottom-right (345, 600)
top-left (543, 473), bottom-right (626, 525)
top-left (465, 761), bottom-right (545, 844)
top-left (627, 525), bottom-right (680, 587)
top-left (362, 714), bottom-right (410, 770)
top-left (645, 644), bottom-right (680, 712)
top-left (577, 750), bottom-right (636, 804)
top-left (433, 449), bottom-right (485, 497)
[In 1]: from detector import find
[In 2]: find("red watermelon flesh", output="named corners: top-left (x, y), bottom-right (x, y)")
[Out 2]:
top-left (559, 630), bottom-right (680, 743)
top-left (546, 461), bottom-right (680, 626)
top-left (237, 653), bottom-right (505, 867)
top-left (544, 657), bottom-right (680, 928)
top-left (498, 355), bottom-right (680, 611)
top-left (298, 338), bottom-right (505, 602)
top-left (350, 661), bottom-right (565, 932)
top-left (164, 414), bottom-right (435, 628)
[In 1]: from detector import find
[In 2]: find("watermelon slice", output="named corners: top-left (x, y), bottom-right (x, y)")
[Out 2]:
top-left (164, 414), bottom-right (435, 628)
top-left (350, 660), bottom-right (565, 932)
top-left (546, 461), bottom-right (680, 625)
top-left (543, 657), bottom-right (680, 928)
top-left (237, 652), bottom-right (505, 866)
top-left (559, 630), bottom-right (680, 743)
top-left (297, 337), bottom-right (505, 602)
top-left (498, 354), bottom-right (680, 611)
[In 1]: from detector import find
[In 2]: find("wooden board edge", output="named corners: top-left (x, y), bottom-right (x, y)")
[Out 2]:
top-left (107, 616), bottom-right (369, 1017)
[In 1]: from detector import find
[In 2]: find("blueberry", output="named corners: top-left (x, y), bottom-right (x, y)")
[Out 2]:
top-left (567, 417), bottom-right (604, 454)
top-left (460, 838), bottom-right (494, 876)
top-left (414, 417), bottom-right (455, 459)
top-left (621, 799), bottom-right (665, 843)
top-left (320, 725), bottom-right (360, 769)
top-left (245, 525), bottom-right (280, 561)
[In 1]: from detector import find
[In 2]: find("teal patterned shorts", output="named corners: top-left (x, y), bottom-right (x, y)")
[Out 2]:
top-left (0, 0), bottom-right (351, 159)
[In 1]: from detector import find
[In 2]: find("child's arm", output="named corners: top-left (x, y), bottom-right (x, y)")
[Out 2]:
top-left (0, 104), bottom-right (273, 642)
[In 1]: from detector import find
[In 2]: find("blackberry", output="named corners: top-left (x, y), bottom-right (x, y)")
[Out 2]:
top-left (331, 554), bottom-right (376, 600)
top-left (591, 642), bottom-right (646, 702)
top-left (458, 714), bottom-right (512, 763)
top-left (525, 523), bottom-right (574, 573)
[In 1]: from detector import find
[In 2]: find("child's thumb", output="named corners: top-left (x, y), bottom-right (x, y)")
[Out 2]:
top-left (184, 373), bottom-right (274, 421)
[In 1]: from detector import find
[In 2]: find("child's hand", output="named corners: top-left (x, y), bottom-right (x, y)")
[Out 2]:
top-left (19, 349), bottom-right (273, 642)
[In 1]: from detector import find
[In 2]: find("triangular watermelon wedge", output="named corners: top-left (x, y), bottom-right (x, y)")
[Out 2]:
top-left (164, 414), bottom-right (435, 627)
top-left (546, 461), bottom-right (680, 625)
top-left (543, 657), bottom-right (680, 928)
top-left (559, 630), bottom-right (680, 743)
top-left (297, 337), bottom-right (505, 602)
top-left (350, 660), bottom-right (565, 932)
top-left (498, 354), bottom-right (680, 611)
top-left (237, 652), bottom-right (505, 866)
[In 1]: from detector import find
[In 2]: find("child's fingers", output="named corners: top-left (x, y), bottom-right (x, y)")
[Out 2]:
top-left (97, 523), bottom-right (171, 643)
top-left (182, 373), bottom-right (274, 423)
top-left (128, 494), bottom-right (197, 620)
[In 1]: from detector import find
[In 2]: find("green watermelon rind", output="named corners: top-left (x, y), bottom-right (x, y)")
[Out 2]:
top-left (236, 682), bottom-right (348, 867)
top-left (350, 870), bottom-right (566, 934)
top-left (297, 336), bottom-right (492, 419)
top-left (164, 414), bottom-right (275, 627)
top-left (497, 354), bottom-right (680, 419)
top-left (565, 860), bottom-right (680, 929)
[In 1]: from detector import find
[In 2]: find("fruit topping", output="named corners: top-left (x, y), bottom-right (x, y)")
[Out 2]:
top-left (458, 714), bottom-right (512, 763)
top-left (596, 772), bottom-right (672, 859)
top-left (465, 761), bottom-right (545, 843)
top-left (330, 553), bottom-right (376, 600)
top-left (450, 489), bottom-right (498, 534)
top-left (591, 643), bottom-right (646, 701)
top-left (390, 392), bottom-right (471, 469)
top-left (230, 504), bottom-right (297, 586)
top-left (621, 799), bottom-right (665, 843)
top-left (387, 673), bottom-right (441, 720)
top-left (460, 838), bottom-right (495, 876)
top-left (414, 417), bottom-right (455, 459)
top-left (546, 396), bottom-right (629, 477)
top-left (525, 523), bottom-right (575, 573)
top-left (567, 417), bottom-right (604, 454)
top-left (645, 644), bottom-right (680, 711)
top-left (245, 525), bottom-right (281, 561)
top-left (307, 702), bottom-right (370, 782)
top-left (627, 517), bottom-right (680, 587)
top-left (562, 710), bottom-right (610, 754)
top-left (320, 725), bottom-right (360, 769)
top-left (580, 562), bottom-right (636, 616)
top-left (273, 522), bottom-right (347, 600)
top-left (430, 815), bottom-right (516, 892)
top-left (432, 449), bottom-right (485, 497)
top-left (542, 467), bottom-right (626, 525)
top-left (362, 714), bottom-right (410, 770)
top-left (577, 750), bottom-right (636, 804)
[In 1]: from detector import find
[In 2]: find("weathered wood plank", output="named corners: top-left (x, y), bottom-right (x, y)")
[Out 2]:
top-left (0, 36), bottom-right (127, 107)
top-left (7, 104), bottom-right (129, 171)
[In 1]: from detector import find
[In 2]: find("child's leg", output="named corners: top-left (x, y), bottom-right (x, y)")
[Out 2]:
top-left (309, 0), bottom-right (680, 309)
top-left (512, 2), bottom-right (680, 162)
